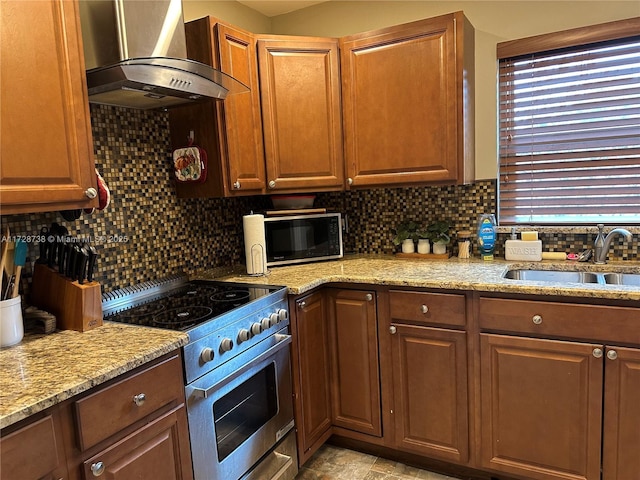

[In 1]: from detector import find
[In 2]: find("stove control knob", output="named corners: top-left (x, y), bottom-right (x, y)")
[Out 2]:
top-left (238, 329), bottom-right (251, 343)
top-left (200, 347), bottom-right (215, 363)
top-left (269, 312), bottom-right (280, 327)
top-left (261, 317), bottom-right (271, 330)
top-left (277, 308), bottom-right (289, 322)
top-left (220, 338), bottom-right (234, 353)
top-left (251, 322), bottom-right (263, 335)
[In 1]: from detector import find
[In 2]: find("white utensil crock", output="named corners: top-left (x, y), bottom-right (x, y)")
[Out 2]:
top-left (1, 295), bottom-right (24, 347)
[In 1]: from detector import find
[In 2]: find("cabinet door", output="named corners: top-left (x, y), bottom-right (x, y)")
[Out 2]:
top-left (1, 414), bottom-right (68, 480)
top-left (257, 36), bottom-right (344, 192)
top-left (480, 334), bottom-right (603, 480)
top-left (1, 0), bottom-right (97, 214)
top-left (82, 406), bottom-right (193, 480)
top-left (603, 346), bottom-right (640, 480)
top-left (290, 291), bottom-right (332, 464)
top-left (391, 324), bottom-right (468, 463)
top-left (340, 12), bottom-right (474, 187)
top-left (327, 289), bottom-right (381, 437)
top-left (170, 18), bottom-right (265, 198)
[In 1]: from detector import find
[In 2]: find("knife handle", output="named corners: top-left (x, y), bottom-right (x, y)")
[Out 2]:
top-left (87, 246), bottom-right (98, 283)
top-left (66, 245), bottom-right (77, 279)
top-left (77, 248), bottom-right (89, 285)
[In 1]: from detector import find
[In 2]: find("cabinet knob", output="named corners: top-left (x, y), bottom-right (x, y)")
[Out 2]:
top-left (593, 348), bottom-right (603, 358)
top-left (421, 305), bottom-right (429, 314)
top-left (298, 301), bottom-right (306, 309)
top-left (389, 326), bottom-right (397, 334)
top-left (85, 187), bottom-right (98, 199)
top-left (532, 314), bottom-right (543, 325)
top-left (365, 293), bottom-right (373, 301)
top-left (347, 177), bottom-right (353, 185)
top-left (233, 181), bottom-right (241, 189)
top-left (268, 180), bottom-right (276, 188)
top-left (607, 350), bottom-right (618, 360)
top-left (90, 461), bottom-right (105, 476)
top-left (132, 393), bottom-right (146, 406)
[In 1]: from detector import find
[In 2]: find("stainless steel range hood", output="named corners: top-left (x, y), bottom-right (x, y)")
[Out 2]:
top-left (80, 0), bottom-right (248, 110)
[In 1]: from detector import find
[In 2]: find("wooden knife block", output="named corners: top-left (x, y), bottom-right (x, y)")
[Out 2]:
top-left (30, 264), bottom-right (103, 332)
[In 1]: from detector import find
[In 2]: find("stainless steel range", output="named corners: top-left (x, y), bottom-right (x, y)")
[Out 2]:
top-left (102, 276), bottom-right (298, 480)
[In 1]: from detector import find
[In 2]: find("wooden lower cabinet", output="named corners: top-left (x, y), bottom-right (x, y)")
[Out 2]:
top-left (290, 290), bottom-right (333, 464)
top-left (390, 324), bottom-right (469, 463)
top-left (603, 346), bottom-right (640, 480)
top-left (82, 406), bottom-right (190, 480)
top-left (0, 413), bottom-right (68, 480)
top-left (327, 288), bottom-right (381, 437)
top-left (480, 334), bottom-right (603, 480)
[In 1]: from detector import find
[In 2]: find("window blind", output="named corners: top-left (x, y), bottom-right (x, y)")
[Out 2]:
top-left (498, 36), bottom-right (640, 225)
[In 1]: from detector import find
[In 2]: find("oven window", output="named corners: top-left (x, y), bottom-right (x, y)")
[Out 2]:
top-left (213, 363), bottom-right (278, 461)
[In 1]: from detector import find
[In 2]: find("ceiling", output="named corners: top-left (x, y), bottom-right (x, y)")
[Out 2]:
top-left (236, 0), bottom-right (328, 17)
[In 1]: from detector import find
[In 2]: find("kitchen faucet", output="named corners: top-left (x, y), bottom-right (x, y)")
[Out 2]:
top-left (593, 224), bottom-right (632, 264)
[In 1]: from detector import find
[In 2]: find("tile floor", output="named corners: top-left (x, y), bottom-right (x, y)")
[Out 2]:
top-left (295, 444), bottom-right (461, 480)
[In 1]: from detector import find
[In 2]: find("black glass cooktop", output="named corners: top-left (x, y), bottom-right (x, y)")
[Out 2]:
top-left (106, 281), bottom-right (280, 331)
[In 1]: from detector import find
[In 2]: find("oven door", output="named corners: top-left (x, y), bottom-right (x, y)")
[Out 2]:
top-left (186, 328), bottom-right (295, 480)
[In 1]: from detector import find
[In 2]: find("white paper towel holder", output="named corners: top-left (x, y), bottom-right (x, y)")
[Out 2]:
top-left (248, 243), bottom-right (269, 277)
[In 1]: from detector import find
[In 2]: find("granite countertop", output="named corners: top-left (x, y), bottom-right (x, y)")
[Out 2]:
top-left (201, 254), bottom-right (640, 302)
top-left (0, 322), bottom-right (188, 430)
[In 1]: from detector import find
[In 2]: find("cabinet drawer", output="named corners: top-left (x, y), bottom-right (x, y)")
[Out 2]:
top-left (389, 290), bottom-right (466, 327)
top-left (75, 354), bottom-right (184, 450)
top-left (479, 297), bottom-right (640, 345)
top-left (1, 415), bottom-right (62, 479)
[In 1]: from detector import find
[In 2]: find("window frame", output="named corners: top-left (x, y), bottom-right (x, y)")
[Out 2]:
top-left (496, 17), bottom-right (640, 226)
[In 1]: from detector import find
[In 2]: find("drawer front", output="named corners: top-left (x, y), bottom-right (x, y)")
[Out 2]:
top-left (0, 415), bottom-right (61, 479)
top-left (479, 297), bottom-right (640, 344)
top-left (75, 354), bottom-right (184, 450)
top-left (389, 290), bottom-right (466, 327)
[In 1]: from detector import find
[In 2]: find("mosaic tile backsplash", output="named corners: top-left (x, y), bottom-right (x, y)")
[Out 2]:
top-left (1, 105), bottom-right (637, 298)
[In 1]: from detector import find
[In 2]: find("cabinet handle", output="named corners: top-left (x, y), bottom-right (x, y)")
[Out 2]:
top-left (233, 181), bottom-right (241, 189)
top-left (90, 461), bottom-right (105, 476)
top-left (607, 350), bottom-right (618, 360)
top-left (347, 177), bottom-right (353, 185)
top-left (532, 314), bottom-right (543, 325)
top-left (365, 293), bottom-right (373, 301)
top-left (389, 326), bottom-right (397, 334)
top-left (268, 180), bottom-right (276, 188)
top-left (593, 348), bottom-right (603, 358)
top-left (132, 393), bottom-right (146, 406)
top-left (421, 305), bottom-right (429, 314)
top-left (298, 301), bottom-right (306, 309)
top-left (85, 187), bottom-right (98, 199)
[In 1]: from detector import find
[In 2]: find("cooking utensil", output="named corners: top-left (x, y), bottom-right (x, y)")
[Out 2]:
top-left (0, 226), bottom-right (9, 290)
top-left (77, 245), bottom-right (89, 284)
top-left (11, 240), bottom-right (27, 298)
top-left (3, 237), bottom-right (15, 285)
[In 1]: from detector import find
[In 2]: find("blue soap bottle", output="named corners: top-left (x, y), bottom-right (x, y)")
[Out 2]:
top-left (477, 214), bottom-right (497, 260)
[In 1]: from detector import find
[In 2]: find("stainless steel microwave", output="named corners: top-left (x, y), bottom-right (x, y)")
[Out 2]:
top-left (264, 213), bottom-right (343, 266)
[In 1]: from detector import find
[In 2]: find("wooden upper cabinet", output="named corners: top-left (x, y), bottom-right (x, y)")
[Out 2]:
top-left (257, 36), bottom-right (345, 193)
top-left (340, 12), bottom-right (475, 188)
top-left (0, 0), bottom-right (97, 214)
top-left (169, 17), bottom-right (266, 197)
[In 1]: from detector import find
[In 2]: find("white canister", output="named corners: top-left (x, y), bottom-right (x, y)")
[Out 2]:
top-left (417, 239), bottom-right (430, 254)
top-left (401, 239), bottom-right (415, 253)
top-left (1, 295), bottom-right (24, 348)
top-left (432, 241), bottom-right (447, 255)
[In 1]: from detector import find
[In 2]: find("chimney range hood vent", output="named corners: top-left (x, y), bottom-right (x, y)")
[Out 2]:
top-left (80, 0), bottom-right (248, 110)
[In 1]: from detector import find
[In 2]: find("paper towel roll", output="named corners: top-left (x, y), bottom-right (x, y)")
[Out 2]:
top-left (243, 214), bottom-right (267, 275)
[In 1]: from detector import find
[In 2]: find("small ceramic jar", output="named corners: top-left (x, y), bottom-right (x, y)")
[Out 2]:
top-left (417, 239), bottom-right (430, 254)
top-left (432, 241), bottom-right (447, 255)
top-left (401, 239), bottom-right (415, 253)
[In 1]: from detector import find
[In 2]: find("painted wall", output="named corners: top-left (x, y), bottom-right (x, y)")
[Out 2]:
top-left (181, 0), bottom-right (639, 180)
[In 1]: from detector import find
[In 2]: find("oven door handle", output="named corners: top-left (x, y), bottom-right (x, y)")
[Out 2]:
top-left (192, 334), bottom-right (292, 399)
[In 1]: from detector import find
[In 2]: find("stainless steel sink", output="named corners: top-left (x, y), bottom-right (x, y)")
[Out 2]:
top-left (603, 273), bottom-right (640, 286)
top-left (503, 270), bottom-right (600, 283)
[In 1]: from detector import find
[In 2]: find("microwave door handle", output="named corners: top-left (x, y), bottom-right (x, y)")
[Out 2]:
top-left (192, 334), bottom-right (292, 399)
